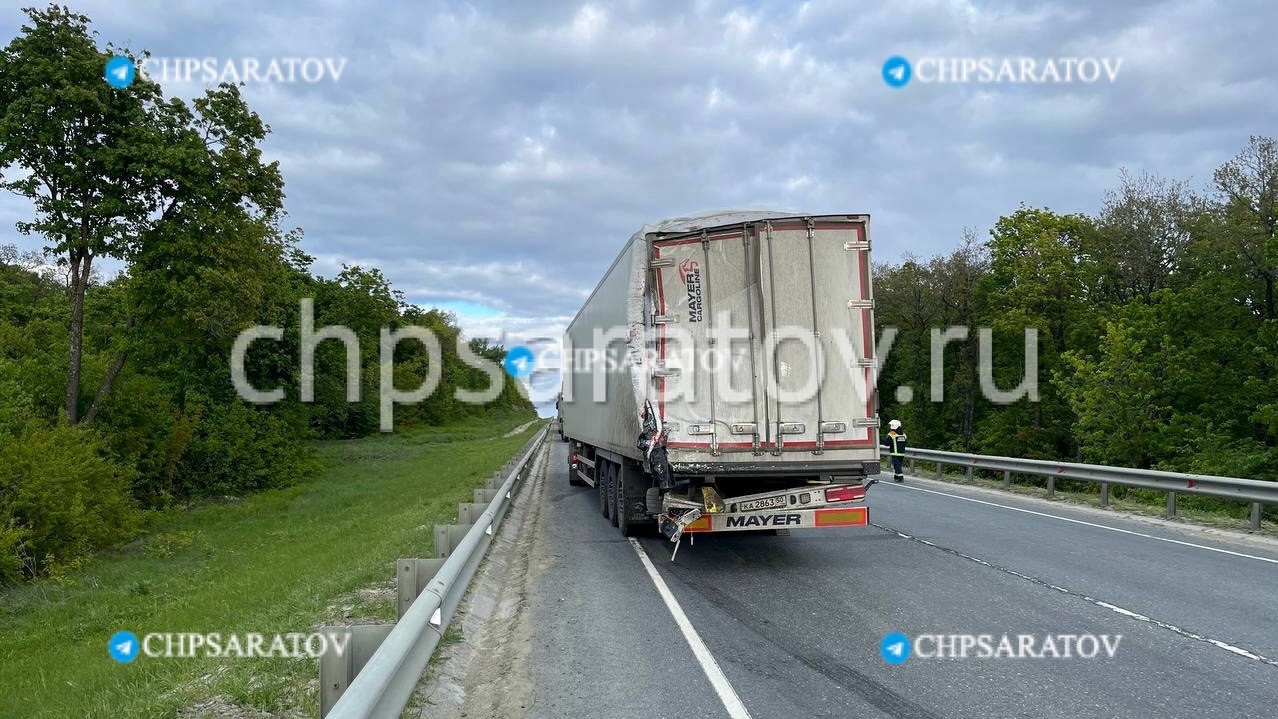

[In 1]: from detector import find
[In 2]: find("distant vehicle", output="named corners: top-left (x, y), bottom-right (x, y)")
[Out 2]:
top-left (561, 211), bottom-right (880, 540)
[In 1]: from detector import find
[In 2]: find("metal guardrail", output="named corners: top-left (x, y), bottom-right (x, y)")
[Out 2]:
top-left (904, 448), bottom-right (1277, 531)
top-left (320, 424), bottom-right (548, 718)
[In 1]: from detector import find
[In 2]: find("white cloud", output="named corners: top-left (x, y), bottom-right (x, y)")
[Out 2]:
top-left (0, 0), bottom-right (1273, 335)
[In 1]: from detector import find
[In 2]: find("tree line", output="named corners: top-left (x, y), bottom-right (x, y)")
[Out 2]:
top-left (876, 136), bottom-right (1278, 488)
top-left (0, 6), bottom-right (531, 582)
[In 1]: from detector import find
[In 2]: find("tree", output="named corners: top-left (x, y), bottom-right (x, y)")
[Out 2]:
top-left (1058, 304), bottom-right (1173, 468)
top-left (1213, 136), bottom-right (1278, 320)
top-left (1093, 169), bottom-right (1195, 304)
top-left (0, 6), bottom-right (282, 423)
top-left (978, 207), bottom-right (1101, 458)
top-left (0, 6), bottom-right (164, 422)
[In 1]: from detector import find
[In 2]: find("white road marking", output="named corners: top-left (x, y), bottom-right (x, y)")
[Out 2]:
top-left (881, 523), bottom-right (1278, 668)
top-left (887, 482), bottom-right (1278, 565)
top-left (629, 538), bottom-right (753, 719)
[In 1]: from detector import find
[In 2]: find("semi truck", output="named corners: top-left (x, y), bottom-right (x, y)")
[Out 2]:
top-left (560, 211), bottom-right (880, 543)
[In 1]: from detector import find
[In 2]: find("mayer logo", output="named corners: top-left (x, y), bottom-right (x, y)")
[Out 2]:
top-left (726, 513), bottom-right (801, 527)
top-left (678, 258), bottom-right (703, 322)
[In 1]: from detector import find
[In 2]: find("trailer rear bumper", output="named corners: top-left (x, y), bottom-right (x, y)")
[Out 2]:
top-left (673, 503), bottom-right (868, 534)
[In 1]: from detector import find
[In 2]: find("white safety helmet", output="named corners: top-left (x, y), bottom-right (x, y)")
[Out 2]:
top-left (888, 419), bottom-right (902, 430)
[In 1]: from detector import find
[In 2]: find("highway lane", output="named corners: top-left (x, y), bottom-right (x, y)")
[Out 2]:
top-left (522, 442), bottom-right (729, 719)
top-left (869, 475), bottom-right (1278, 660)
top-left (515, 441), bottom-right (1278, 718)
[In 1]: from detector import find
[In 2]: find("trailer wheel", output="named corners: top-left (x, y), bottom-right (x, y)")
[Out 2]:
top-left (615, 467), bottom-right (632, 536)
top-left (606, 463), bottom-right (619, 527)
top-left (598, 463), bottom-right (610, 517)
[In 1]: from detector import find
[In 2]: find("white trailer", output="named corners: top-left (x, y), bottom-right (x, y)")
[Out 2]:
top-left (561, 211), bottom-right (880, 540)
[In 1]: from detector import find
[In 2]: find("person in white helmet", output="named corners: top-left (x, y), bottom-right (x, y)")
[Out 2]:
top-left (883, 419), bottom-right (907, 482)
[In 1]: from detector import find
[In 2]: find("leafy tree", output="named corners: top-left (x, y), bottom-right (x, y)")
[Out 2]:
top-left (0, 6), bottom-right (283, 423)
top-left (977, 207), bottom-right (1100, 459)
top-left (1058, 303), bottom-right (1173, 468)
top-left (1213, 136), bottom-right (1278, 320)
top-left (1092, 169), bottom-right (1195, 304)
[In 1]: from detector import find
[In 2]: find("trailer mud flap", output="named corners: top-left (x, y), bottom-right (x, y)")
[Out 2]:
top-left (680, 505), bottom-right (868, 533)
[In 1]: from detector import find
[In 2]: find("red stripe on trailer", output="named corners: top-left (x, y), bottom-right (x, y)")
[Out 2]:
top-left (654, 244), bottom-right (666, 420)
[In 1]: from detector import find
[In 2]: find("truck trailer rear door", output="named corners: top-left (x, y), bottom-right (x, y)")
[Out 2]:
top-left (650, 215), bottom-right (876, 455)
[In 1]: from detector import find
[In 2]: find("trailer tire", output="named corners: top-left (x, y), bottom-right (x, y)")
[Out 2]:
top-left (606, 463), bottom-right (619, 527)
top-left (598, 462), bottom-right (610, 517)
top-left (616, 466), bottom-right (634, 536)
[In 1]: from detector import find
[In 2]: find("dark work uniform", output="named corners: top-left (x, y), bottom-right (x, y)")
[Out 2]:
top-left (884, 430), bottom-right (907, 481)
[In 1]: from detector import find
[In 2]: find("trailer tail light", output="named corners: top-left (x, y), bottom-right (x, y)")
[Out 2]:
top-left (824, 485), bottom-right (866, 503)
top-left (570, 453), bottom-right (578, 468)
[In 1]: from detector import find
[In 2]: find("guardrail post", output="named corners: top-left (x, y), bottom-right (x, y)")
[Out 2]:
top-left (319, 624), bottom-right (394, 717)
top-left (433, 524), bottom-right (472, 558)
top-left (1166, 491), bottom-right (1177, 518)
top-left (1100, 482), bottom-right (1109, 507)
top-left (397, 558), bottom-right (446, 619)
top-left (457, 502), bottom-right (490, 525)
top-left (936, 461), bottom-right (943, 479)
top-left (1251, 502), bottom-right (1262, 531)
top-left (1003, 470), bottom-right (1011, 489)
top-left (908, 457), bottom-right (915, 473)
top-left (964, 465), bottom-right (973, 482)
top-left (1046, 475), bottom-right (1055, 498)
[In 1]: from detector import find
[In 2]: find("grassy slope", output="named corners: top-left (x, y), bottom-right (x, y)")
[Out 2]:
top-left (0, 409), bottom-right (538, 719)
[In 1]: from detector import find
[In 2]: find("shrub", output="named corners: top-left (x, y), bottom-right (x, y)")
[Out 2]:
top-left (175, 399), bottom-right (313, 497)
top-left (0, 422), bottom-right (141, 582)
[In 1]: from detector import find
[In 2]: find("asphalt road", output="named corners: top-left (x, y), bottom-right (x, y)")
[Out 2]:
top-left (517, 441), bottom-right (1278, 719)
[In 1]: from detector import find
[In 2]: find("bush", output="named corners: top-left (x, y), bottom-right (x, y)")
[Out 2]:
top-left (0, 422), bottom-right (141, 582)
top-left (176, 399), bottom-right (313, 497)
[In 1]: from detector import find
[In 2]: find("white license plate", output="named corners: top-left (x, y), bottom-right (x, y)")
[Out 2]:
top-left (737, 495), bottom-right (788, 512)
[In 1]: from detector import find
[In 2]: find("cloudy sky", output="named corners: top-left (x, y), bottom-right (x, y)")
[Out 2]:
top-left (2, 0), bottom-right (1275, 407)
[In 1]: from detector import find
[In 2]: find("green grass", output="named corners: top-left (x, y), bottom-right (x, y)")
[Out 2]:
top-left (0, 409), bottom-right (539, 719)
top-left (905, 462), bottom-right (1277, 537)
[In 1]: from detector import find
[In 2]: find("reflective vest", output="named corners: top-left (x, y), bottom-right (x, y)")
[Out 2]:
top-left (887, 431), bottom-right (907, 456)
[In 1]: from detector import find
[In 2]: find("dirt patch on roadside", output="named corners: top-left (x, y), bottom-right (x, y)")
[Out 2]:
top-left (415, 446), bottom-right (551, 718)
top-left (502, 420), bottom-right (540, 438)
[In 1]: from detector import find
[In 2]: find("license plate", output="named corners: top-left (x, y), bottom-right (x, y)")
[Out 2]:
top-left (737, 495), bottom-right (788, 512)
